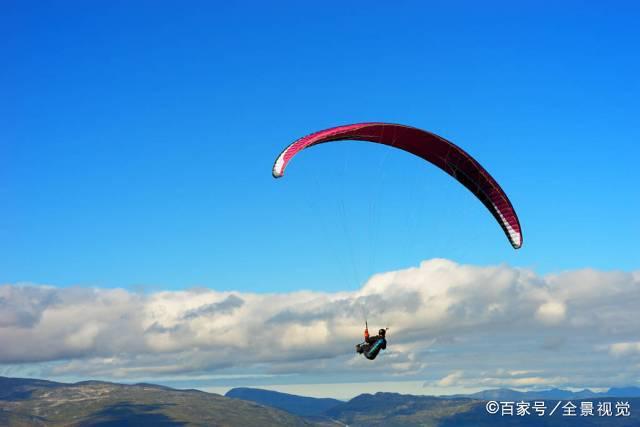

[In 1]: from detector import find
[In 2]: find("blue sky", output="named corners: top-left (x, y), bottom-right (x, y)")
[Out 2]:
top-left (3, 1), bottom-right (639, 292)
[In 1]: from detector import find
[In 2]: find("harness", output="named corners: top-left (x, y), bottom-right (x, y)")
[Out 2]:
top-left (365, 338), bottom-right (385, 360)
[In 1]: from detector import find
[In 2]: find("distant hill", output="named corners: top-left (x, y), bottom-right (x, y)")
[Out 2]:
top-left (326, 392), bottom-right (477, 427)
top-left (607, 387), bottom-right (640, 398)
top-left (0, 376), bottom-right (311, 426)
top-left (439, 399), bottom-right (640, 427)
top-left (226, 388), bottom-right (342, 417)
top-left (327, 392), bottom-right (640, 427)
top-left (0, 376), bottom-right (64, 400)
top-left (228, 387), bottom-right (640, 426)
top-left (456, 386), bottom-right (640, 401)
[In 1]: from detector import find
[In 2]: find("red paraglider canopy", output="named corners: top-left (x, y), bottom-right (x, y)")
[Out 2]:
top-left (273, 123), bottom-right (522, 249)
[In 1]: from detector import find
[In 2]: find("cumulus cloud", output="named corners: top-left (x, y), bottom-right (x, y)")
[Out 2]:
top-left (182, 295), bottom-right (244, 320)
top-left (0, 259), bottom-right (639, 391)
top-left (0, 285), bottom-right (59, 328)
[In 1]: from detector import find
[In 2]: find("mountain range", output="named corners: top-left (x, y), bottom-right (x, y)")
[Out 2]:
top-left (227, 387), bottom-right (640, 426)
top-left (2, 376), bottom-right (639, 426)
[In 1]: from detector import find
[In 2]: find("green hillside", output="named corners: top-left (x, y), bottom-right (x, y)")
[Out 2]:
top-left (0, 377), bottom-right (310, 426)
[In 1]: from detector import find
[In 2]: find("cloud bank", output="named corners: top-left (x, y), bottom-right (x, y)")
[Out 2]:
top-left (1, 259), bottom-right (639, 392)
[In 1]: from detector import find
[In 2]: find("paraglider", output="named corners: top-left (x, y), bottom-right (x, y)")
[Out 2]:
top-left (355, 321), bottom-right (387, 360)
top-left (272, 122), bottom-right (522, 249)
top-left (272, 122), bottom-right (523, 361)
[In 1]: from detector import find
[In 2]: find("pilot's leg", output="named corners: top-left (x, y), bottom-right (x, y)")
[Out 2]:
top-left (356, 343), bottom-right (370, 354)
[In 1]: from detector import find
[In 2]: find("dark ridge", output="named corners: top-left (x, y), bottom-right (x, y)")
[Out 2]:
top-left (226, 387), bottom-right (342, 417)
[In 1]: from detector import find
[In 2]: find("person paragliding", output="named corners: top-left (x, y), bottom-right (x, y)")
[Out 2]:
top-left (356, 321), bottom-right (387, 360)
top-left (273, 123), bottom-right (523, 360)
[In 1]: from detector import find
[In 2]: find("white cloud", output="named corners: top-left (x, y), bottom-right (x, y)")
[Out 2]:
top-left (535, 301), bottom-right (567, 325)
top-left (431, 370), bottom-right (570, 389)
top-left (1, 259), bottom-right (639, 392)
top-left (437, 370), bottom-right (464, 387)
